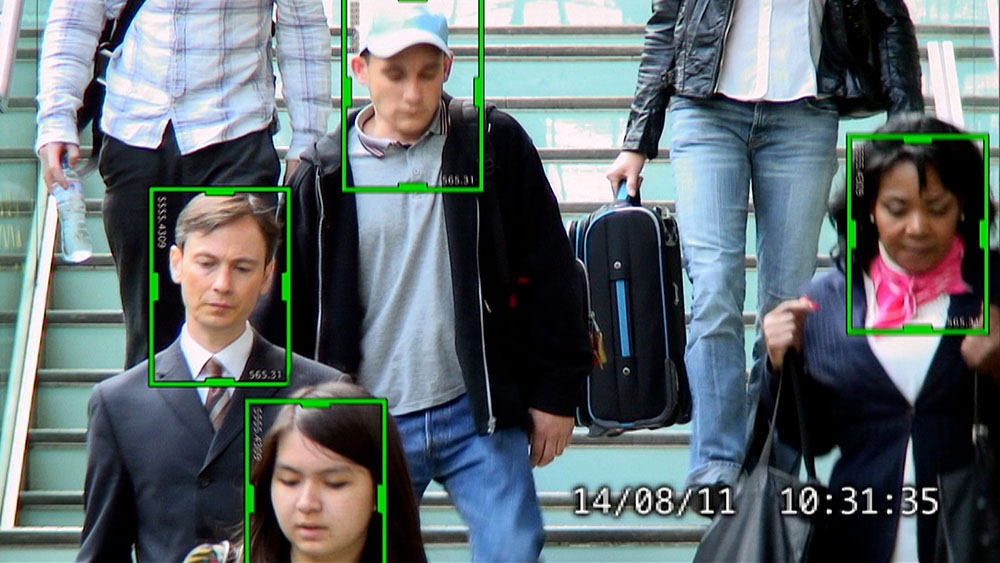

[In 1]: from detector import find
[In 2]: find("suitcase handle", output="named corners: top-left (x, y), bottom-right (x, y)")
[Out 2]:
top-left (616, 180), bottom-right (642, 207)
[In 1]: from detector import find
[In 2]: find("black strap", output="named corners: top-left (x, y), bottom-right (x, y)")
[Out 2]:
top-left (758, 349), bottom-right (817, 480)
top-left (107, 0), bottom-right (147, 51)
top-left (76, 0), bottom-right (149, 164)
top-left (786, 349), bottom-right (817, 479)
top-left (448, 98), bottom-right (510, 289)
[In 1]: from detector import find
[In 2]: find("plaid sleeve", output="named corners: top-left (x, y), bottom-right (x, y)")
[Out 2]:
top-left (35, 0), bottom-right (123, 153)
top-left (273, 0), bottom-right (331, 160)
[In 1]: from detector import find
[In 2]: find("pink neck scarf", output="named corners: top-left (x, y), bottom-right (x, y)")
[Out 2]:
top-left (870, 236), bottom-right (971, 329)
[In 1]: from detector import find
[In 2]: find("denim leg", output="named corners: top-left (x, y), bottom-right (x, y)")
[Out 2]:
top-left (393, 407), bottom-right (434, 502)
top-left (668, 96), bottom-right (755, 488)
top-left (748, 99), bottom-right (839, 409)
top-left (429, 395), bottom-right (543, 562)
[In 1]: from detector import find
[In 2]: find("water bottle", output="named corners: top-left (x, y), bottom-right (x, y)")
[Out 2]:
top-left (52, 159), bottom-right (93, 263)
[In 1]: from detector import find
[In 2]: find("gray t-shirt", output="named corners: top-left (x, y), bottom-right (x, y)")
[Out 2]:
top-left (347, 103), bottom-right (466, 415)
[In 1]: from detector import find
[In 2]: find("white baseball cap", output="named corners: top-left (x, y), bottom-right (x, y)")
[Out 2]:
top-left (359, 6), bottom-right (450, 58)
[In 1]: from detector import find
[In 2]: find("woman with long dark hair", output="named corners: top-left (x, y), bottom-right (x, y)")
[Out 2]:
top-left (762, 114), bottom-right (999, 561)
top-left (185, 381), bottom-right (426, 563)
top-left (249, 382), bottom-right (426, 563)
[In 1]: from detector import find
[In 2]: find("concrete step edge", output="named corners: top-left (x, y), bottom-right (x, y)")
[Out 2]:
top-left (26, 428), bottom-right (693, 446)
top-left (0, 524), bottom-right (708, 545)
top-left (37, 368), bottom-right (118, 384)
top-left (14, 44), bottom-right (998, 59)
top-left (4, 95), bottom-right (999, 111)
top-left (39, 308), bottom-right (767, 326)
top-left (4, 146), bottom-right (1000, 161)
top-left (19, 489), bottom-right (699, 509)
top-left (15, 23), bottom-right (991, 37)
top-left (47, 253), bottom-right (832, 271)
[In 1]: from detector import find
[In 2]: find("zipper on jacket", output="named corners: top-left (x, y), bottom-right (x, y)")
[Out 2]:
top-left (710, 0), bottom-right (738, 93)
top-left (313, 166), bottom-right (325, 359)
top-left (475, 200), bottom-right (498, 434)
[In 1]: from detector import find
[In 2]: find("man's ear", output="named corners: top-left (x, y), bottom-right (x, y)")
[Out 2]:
top-left (442, 53), bottom-right (454, 82)
top-left (168, 245), bottom-right (183, 283)
top-left (351, 55), bottom-right (369, 85)
top-left (260, 259), bottom-right (277, 296)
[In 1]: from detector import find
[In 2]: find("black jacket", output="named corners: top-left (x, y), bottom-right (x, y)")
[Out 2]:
top-left (78, 333), bottom-right (345, 563)
top-left (286, 97), bottom-right (593, 434)
top-left (624, 0), bottom-right (924, 158)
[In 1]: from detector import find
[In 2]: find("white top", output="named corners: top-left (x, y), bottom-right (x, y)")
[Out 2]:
top-left (180, 322), bottom-right (254, 404)
top-left (36, 0), bottom-right (331, 158)
top-left (862, 259), bottom-right (949, 562)
top-left (716, 0), bottom-right (826, 101)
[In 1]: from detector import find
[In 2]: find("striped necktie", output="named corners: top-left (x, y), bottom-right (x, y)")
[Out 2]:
top-left (201, 358), bottom-right (231, 431)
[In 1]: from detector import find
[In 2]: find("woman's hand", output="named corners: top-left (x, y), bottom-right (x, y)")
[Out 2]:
top-left (606, 150), bottom-right (646, 198)
top-left (961, 304), bottom-right (1000, 382)
top-left (763, 296), bottom-right (819, 372)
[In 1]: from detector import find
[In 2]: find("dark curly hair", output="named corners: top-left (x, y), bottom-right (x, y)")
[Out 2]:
top-left (830, 113), bottom-right (996, 291)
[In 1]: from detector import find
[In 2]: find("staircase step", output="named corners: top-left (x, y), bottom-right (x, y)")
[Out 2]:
top-left (0, 523), bottom-right (707, 545)
top-left (50, 269), bottom-right (122, 310)
top-left (24, 428), bottom-right (692, 447)
top-left (40, 324), bottom-right (125, 369)
top-left (5, 94), bottom-right (1000, 111)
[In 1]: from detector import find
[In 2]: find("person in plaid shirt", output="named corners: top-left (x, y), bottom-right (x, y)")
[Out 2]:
top-left (36, 0), bottom-right (331, 368)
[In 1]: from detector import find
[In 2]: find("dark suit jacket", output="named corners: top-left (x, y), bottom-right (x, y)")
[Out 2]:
top-left (76, 331), bottom-right (347, 563)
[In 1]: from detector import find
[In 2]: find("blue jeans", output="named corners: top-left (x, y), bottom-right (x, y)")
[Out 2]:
top-left (394, 394), bottom-right (544, 562)
top-left (668, 96), bottom-right (839, 487)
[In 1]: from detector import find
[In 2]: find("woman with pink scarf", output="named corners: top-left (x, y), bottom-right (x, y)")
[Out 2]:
top-left (761, 114), bottom-right (998, 562)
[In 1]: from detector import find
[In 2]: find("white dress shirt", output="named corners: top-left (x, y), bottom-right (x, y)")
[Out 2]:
top-left (180, 322), bottom-right (254, 404)
top-left (716, 0), bottom-right (827, 101)
top-left (36, 0), bottom-right (331, 159)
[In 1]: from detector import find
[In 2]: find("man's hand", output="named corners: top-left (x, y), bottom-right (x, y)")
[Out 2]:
top-left (282, 159), bottom-right (301, 185)
top-left (39, 142), bottom-right (81, 193)
top-left (961, 304), bottom-right (1000, 382)
top-left (528, 408), bottom-right (574, 468)
top-left (605, 150), bottom-right (646, 198)
top-left (762, 296), bottom-right (819, 372)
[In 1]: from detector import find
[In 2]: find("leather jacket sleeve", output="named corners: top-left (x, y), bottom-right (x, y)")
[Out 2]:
top-left (622, 0), bottom-right (683, 159)
top-left (873, 0), bottom-right (924, 114)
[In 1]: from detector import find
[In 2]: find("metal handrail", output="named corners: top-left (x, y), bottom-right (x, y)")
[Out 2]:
top-left (0, 183), bottom-right (57, 528)
top-left (988, 0), bottom-right (999, 70)
top-left (926, 40), bottom-right (965, 128)
top-left (0, 0), bottom-right (26, 112)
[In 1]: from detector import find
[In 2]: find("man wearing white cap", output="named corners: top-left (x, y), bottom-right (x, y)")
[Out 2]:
top-left (285, 5), bottom-right (593, 561)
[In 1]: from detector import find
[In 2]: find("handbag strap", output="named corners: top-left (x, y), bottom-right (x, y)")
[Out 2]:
top-left (758, 349), bottom-right (818, 480)
top-left (786, 349), bottom-right (817, 480)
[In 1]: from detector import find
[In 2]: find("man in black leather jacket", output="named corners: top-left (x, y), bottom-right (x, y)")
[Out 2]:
top-left (606, 0), bottom-right (922, 500)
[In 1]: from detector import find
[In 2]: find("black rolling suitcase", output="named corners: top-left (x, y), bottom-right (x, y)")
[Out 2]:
top-left (567, 183), bottom-right (691, 436)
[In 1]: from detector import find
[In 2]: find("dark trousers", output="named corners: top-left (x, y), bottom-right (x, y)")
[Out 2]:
top-left (99, 123), bottom-right (280, 368)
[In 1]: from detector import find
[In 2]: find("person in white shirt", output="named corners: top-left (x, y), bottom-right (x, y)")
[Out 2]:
top-left (35, 0), bottom-right (331, 368)
top-left (605, 0), bottom-right (923, 504)
top-left (79, 194), bottom-right (345, 562)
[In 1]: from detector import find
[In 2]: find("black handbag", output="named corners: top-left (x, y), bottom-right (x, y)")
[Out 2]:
top-left (693, 351), bottom-right (824, 563)
top-left (935, 373), bottom-right (1000, 563)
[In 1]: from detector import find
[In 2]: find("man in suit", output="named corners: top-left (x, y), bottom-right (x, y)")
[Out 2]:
top-left (77, 194), bottom-right (347, 562)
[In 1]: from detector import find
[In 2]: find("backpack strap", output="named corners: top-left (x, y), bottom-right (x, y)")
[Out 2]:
top-left (77, 0), bottom-right (150, 167)
top-left (448, 98), bottom-right (511, 291)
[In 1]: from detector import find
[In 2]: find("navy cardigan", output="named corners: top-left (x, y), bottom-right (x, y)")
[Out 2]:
top-left (762, 255), bottom-right (999, 562)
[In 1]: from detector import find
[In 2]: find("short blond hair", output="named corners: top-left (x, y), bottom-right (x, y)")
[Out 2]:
top-left (174, 194), bottom-right (281, 263)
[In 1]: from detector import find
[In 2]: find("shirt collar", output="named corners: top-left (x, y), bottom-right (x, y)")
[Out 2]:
top-left (180, 322), bottom-right (255, 381)
top-left (356, 99), bottom-right (450, 158)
